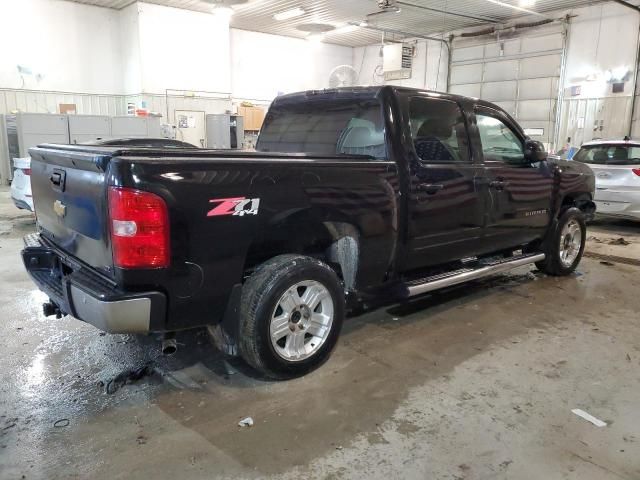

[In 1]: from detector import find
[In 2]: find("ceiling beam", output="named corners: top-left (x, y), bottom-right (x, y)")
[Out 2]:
top-left (611, 0), bottom-right (640, 13)
top-left (353, 23), bottom-right (449, 46)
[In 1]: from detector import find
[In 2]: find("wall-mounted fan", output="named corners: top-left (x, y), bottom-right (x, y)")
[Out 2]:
top-left (329, 65), bottom-right (359, 88)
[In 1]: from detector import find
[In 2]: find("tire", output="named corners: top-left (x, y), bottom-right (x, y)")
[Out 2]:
top-left (238, 254), bottom-right (345, 379)
top-left (536, 207), bottom-right (586, 276)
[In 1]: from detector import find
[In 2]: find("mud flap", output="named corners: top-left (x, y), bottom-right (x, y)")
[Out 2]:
top-left (207, 283), bottom-right (242, 356)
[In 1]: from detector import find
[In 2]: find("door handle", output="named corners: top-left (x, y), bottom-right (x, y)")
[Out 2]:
top-left (50, 173), bottom-right (62, 186)
top-left (50, 169), bottom-right (66, 191)
top-left (417, 183), bottom-right (444, 194)
top-left (489, 180), bottom-right (510, 190)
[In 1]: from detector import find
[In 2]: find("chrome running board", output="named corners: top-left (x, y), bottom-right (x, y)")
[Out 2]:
top-left (401, 253), bottom-right (545, 298)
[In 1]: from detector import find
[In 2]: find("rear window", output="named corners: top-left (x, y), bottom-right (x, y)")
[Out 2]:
top-left (256, 99), bottom-right (386, 159)
top-left (574, 145), bottom-right (640, 165)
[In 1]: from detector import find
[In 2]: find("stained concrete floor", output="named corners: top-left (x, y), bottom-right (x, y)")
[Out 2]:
top-left (1, 188), bottom-right (639, 479)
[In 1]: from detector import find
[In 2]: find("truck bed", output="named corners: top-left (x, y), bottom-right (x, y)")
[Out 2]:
top-left (28, 143), bottom-right (399, 332)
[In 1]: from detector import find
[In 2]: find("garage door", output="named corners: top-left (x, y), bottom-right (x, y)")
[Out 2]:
top-left (449, 25), bottom-right (565, 149)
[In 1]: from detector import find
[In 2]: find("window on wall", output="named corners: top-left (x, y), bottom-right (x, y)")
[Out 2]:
top-left (409, 97), bottom-right (469, 163)
top-left (476, 113), bottom-right (525, 165)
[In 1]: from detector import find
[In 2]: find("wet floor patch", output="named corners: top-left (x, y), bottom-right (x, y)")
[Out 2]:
top-left (584, 251), bottom-right (640, 267)
top-left (1, 213), bottom-right (640, 478)
top-left (101, 362), bottom-right (159, 395)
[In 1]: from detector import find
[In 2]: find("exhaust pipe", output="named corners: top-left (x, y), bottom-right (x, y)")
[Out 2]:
top-left (161, 336), bottom-right (177, 356)
top-left (43, 301), bottom-right (63, 319)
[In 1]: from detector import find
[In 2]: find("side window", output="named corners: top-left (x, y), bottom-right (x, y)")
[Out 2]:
top-left (476, 113), bottom-right (525, 165)
top-left (573, 147), bottom-right (608, 164)
top-left (409, 97), bottom-right (469, 163)
top-left (628, 146), bottom-right (640, 162)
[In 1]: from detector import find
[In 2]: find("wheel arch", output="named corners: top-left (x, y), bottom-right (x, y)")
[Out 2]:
top-left (243, 207), bottom-right (361, 290)
top-left (559, 192), bottom-right (596, 218)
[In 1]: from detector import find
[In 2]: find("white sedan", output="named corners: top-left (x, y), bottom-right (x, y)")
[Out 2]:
top-left (10, 157), bottom-right (34, 212)
top-left (573, 139), bottom-right (640, 221)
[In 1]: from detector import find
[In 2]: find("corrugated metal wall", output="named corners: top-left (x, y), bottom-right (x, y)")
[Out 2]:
top-left (0, 89), bottom-right (127, 116)
top-left (0, 90), bottom-right (250, 121)
top-left (449, 24), bottom-right (566, 148)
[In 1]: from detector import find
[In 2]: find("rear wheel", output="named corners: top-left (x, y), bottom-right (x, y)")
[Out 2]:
top-left (238, 255), bottom-right (344, 379)
top-left (536, 207), bottom-right (586, 276)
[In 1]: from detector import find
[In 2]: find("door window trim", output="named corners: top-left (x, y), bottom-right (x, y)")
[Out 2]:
top-left (474, 105), bottom-right (527, 166)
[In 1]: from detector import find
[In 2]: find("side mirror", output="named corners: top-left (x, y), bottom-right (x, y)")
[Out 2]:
top-left (524, 138), bottom-right (547, 163)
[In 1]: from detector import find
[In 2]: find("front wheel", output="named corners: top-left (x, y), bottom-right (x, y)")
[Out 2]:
top-left (238, 255), bottom-right (345, 379)
top-left (536, 207), bottom-right (586, 276)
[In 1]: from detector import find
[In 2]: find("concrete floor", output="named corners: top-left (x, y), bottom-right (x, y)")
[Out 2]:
top-left (1, 187), bottom-right (639, 479)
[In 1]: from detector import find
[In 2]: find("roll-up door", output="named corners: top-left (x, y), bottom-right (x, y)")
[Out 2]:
top-left (449, 26), bottom-right (565, 149)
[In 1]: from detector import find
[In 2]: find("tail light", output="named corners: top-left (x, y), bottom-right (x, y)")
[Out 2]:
top-left (633, 168), bottom-right (640, 177)
top-left (22, 168), bottom-right (31, 175)
top-left (108, 187), bottom-right (170, 269)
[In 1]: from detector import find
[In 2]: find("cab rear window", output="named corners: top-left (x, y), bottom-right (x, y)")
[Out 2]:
top-left (257, 99), bottom-right (386, 159)
top-left (574, 145), bottom-right (640, 165)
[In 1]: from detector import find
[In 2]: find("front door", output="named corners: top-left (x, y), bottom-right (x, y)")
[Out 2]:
top-left (475, 107), bottom-right (554, 250)
top-left (403, 95), bottom-right (486, 271)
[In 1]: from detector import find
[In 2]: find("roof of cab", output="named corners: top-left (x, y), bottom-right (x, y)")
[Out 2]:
top-left (271, 85), bottom-right (488, 108)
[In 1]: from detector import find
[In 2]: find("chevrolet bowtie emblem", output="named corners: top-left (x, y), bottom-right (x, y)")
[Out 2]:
top-left (53, 200), bottom-right (66, 218)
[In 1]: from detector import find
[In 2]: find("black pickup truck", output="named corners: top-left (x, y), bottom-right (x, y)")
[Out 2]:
top-left (22, 86), bottom-right (595, 378)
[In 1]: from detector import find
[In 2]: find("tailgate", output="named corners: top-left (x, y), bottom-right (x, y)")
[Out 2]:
top-left (29, 146), bottom-right (114, 275)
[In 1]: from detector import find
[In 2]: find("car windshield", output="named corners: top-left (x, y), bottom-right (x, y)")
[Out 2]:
top-left (573, 145), bottom-right (640, 165)
top-left (256, 98), bottom-right (386, 159)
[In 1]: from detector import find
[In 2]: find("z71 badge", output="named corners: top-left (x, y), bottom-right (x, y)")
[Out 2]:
top-left (208, 197), bottom-right (260, 217)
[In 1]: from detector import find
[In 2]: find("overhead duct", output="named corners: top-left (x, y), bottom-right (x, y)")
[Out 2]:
top-left (457, 18), bottom-right (556, 38)
top-left (460, 27), bottom-right (496, 38)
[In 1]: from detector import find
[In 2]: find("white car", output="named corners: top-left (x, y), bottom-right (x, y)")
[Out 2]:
top-left (10, 157), bottom-right (33, 211)
top-left (573, 139), bottom-right (640, 221)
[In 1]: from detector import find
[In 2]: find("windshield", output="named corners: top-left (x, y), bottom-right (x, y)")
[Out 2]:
top-left (256, 99), bottom-right (386, 159)
top-left (574, 145), bottom-right (640, 165)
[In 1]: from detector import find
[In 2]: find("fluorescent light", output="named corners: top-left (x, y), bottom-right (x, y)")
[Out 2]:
top-left (359, 21), bottom-right (368, 27)
top-left (519, 0), bottom-right (536, 7)
top-left (482, 0), bottom-right (542, 15)
top-left (274, 7), bottom-right (305, 21)
top-left (329, 25), bottom-right (359, 35)
top-left (212, 6), bottom-right (234, 19)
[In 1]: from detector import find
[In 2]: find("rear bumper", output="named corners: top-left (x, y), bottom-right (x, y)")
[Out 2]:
top-left (11, 197), bottom-right (32, 211)
top-left (21, 233), bottom-right (166, 333)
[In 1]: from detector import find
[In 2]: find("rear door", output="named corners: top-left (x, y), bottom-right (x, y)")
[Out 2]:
top-left (574, 144), bottom-right (640, 215)
top-left (475, 106), bottom-right (554, 249)
top-left (29, 146), bottom-right (114, 275)
top-left (403, 95), bottom-right (486, 270)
